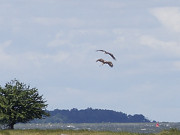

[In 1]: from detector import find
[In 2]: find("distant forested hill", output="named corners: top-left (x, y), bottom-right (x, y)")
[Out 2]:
top-left (32, 108), bottom-right (151, 123)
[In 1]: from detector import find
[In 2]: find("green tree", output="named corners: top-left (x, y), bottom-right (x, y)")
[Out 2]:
top-left (0, 79), bottom-right (49, 129)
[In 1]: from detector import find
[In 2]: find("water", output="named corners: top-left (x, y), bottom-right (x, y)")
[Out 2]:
top-left (14, 122), bottom-right (180, 133)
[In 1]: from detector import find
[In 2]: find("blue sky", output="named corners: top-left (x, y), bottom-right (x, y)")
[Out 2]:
top-left (1, 0), bottom-right (180, 122)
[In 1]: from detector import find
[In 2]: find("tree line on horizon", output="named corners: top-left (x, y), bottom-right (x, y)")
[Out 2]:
top-left (32, 108), bottom-right (152, 123)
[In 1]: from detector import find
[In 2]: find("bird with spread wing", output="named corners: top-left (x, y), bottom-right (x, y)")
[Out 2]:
top-left (96, 50), bottom-right (116, 60)
top-left (96, 58), bottom-right (113, 67)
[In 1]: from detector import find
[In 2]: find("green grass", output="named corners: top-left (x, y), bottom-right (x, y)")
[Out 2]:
top-left (0, 129), bottom-right (180, 135)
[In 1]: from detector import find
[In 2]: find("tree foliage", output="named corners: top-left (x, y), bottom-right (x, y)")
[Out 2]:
top-left (0, 79), bottom-right (49, 129)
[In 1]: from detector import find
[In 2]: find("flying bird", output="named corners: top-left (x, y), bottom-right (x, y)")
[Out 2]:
top-left (96, 50), bottom-right (116, 60)
top-left (96, 58), bottom-right (113, 67)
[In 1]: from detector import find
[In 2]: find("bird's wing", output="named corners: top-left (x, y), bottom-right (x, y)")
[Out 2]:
top-left (96, 50), bottom-right (106, 53)
top-left (96, 58), bottom-right (105, 63)
top-left (97, 50), bottom-right (116, 60)
top-left (108, 53), bottom-right (116, 60)
top-left (104, 61), bottom-right (113, 67)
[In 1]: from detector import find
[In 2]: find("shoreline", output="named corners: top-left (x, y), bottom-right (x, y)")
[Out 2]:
top-left (0, 128), bottom-right (180, 135)
top-left (13, 122), bottom-right (180, 134)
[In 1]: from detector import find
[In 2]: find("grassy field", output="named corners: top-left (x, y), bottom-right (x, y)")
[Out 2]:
top-left (0, 129), bottom-right (180, 135)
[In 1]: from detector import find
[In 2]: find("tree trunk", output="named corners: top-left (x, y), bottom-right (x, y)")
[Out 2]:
top-left (10, 123), bottom-right (14, 129)
top-left (7, 123), bottom-right (14, 129)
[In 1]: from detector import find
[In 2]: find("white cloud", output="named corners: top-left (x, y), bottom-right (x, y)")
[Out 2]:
top-left (48, 39), bottom-right (70, 47)
top-left (0, 40), bottom-right (70, 71)
top-left (47, 32), bottom-right (70, 47)
top-left (0, 40), bottom-right (12, 49)
top-left (102, 1), bottom-right (125, 8)
top-left (33, 17), bottom-right (83, 27)
top-left (50, 52), bottom-right (70, 63)
top-left (173, 61), bottom-right (180, 70)
top-left (151, 7), bottom-right (180, 32)
top-left (72, 29), bottom-right (108, 36)
top-left (22, 51), bottom-right (70, 68)
top-left (113, 36), bottom-right (125, 45)
top-left (0, 40), bottom-right (14, 65)
top-left (140, 35), bottom-right (180, 54)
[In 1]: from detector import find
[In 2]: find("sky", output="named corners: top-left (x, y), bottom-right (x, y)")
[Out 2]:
top-left (0, 0), bottom-right (180, 122)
